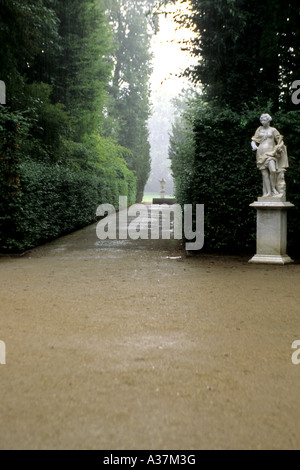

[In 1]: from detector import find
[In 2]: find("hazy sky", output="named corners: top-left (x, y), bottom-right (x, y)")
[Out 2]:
top-left (150, 0), bottom-right (197, 100)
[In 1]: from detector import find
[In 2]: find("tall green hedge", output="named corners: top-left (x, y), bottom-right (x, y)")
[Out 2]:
top-left (0, 160), bottom-right (136, 253)
top-left (0, 109), bottom-right (136, 253)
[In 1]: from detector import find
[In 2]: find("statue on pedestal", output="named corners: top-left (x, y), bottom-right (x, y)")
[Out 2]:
top-left (249, 114), bottom-right (294, 264)
top-left (251, 114), bottom-right (289, 198)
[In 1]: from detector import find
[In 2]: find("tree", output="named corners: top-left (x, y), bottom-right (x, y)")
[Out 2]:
top-left (51, 0), bottom-right (114, 141)
top-left (185, 0), bottom-right (300, 111)
top-left (105, 0), bottom-right (161, 201)
top-left (0, 0), bottom-right (60, 110)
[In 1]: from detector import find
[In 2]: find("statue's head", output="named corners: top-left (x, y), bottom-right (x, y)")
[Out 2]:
top-left (260, 114), bottom-right (272, 125)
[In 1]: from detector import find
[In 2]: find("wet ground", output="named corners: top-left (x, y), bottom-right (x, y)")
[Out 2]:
top-left (0, 204), bottom-right (300, 450)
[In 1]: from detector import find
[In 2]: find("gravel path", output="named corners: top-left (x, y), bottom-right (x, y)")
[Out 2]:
top-left (0, 210), bottom-right (300, 450)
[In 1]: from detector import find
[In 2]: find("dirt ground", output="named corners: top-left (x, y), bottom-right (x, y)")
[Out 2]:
top-left (0, 212), bottom-right (300, 450)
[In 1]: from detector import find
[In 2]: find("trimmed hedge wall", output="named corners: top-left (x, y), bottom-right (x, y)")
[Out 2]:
top-left (0, 108), bottom-right (137, 253)
top-left (0, 160), bottom-right (136, 252)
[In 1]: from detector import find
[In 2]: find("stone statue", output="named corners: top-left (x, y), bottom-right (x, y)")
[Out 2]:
top-left (159, 178), bottom-right (166, 199)
top-left (251, 114), bottom-right (289, 198)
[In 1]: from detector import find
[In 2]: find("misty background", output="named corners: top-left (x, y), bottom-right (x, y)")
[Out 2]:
top-left (144, 1), bottom-right (196, 197)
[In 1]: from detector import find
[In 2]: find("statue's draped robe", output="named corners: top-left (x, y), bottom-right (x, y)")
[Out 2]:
top-left (252, 126), bottom-right (289, 171)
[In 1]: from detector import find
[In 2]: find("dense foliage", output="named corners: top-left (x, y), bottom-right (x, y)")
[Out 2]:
top-left (184, 0), bottom-right (300, 111)
top-left (0, 0), bottom-right (160, 252)
top-left (170, 0), bottom-right (300, 256)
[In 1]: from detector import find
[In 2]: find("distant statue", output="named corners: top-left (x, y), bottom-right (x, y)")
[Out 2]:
top-left (159, 178), bottom-right (166, 199)
top-left (251, 114), bottom-right (289, 197)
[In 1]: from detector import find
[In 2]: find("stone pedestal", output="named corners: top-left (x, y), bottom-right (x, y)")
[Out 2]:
top-left (249, 197), bottom-right (294, 264)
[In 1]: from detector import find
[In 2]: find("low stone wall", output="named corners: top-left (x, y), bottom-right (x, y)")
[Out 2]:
top-left (152, 198), bottom-right (177, 205)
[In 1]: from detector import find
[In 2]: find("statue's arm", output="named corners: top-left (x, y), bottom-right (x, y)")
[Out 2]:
top-left (274, 129), bottom-right (283, 146)
top-left (272, 128), bottom-right (284, 153)
top-left (251, 141), bottom-right (258, 151)
top-left (251, 128), bottom-right (261, 151)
